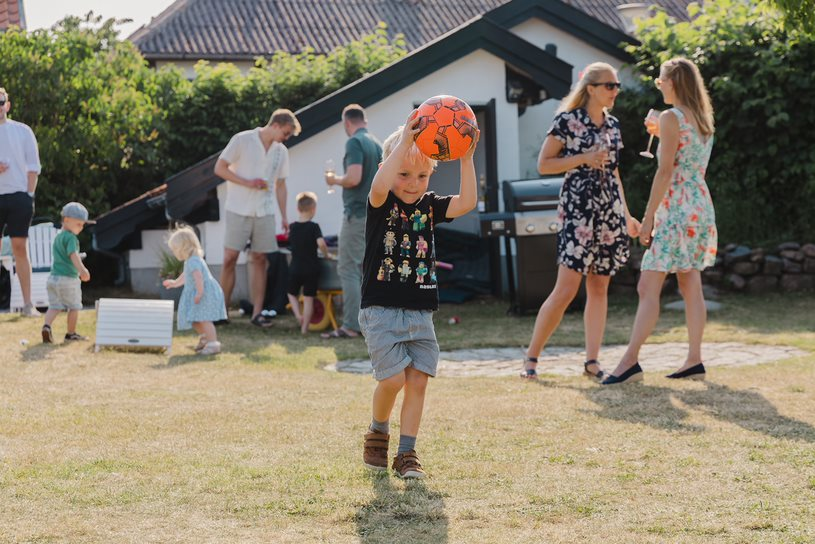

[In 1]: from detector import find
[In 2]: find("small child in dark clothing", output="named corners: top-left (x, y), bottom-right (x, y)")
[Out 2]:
top-left (287, 191), bottom-right (331, 334)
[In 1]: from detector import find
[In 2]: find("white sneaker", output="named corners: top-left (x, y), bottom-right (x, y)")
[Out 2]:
top-left (21, 304), bottom-right (41, 317)
top-left (199, 341), bottom-right (221, 355)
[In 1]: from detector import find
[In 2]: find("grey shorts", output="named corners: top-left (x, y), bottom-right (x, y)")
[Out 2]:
top-left (358, 306), bottom-right (439, 381)
top-left (224, 211), bottom-right (278, 253)
top-left (46, 275), bottom-right (82, 310)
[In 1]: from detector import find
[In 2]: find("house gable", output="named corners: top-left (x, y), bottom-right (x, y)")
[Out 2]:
top-left (162, 15), bottom-right (572, 222)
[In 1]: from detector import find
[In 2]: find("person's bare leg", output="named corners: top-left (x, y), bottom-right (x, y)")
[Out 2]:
top-left (399, 367), bottom-right (429, 437)
top-left (11, 237), bottom-right (32, 306)
top-left (220, 248), bottom-right (240, 312)
top-left (199, 321), bottom-right (217, 343)
top-left (524, 266), bottom-right (583, 372)
top-left (287, 294), bottom-right (303, 327)
top-left (372, 371), bottom-right (406, 424)
top-left (584, 273), bottom-right (611, 375)
top-left (43, 308), bottom-right (61, 327)
top-left (250, 251), bottom-right (268, 319)
top-left (609, 270), bottom-right (667, 376)
top-left (66, 309), bottom-right (78, 334)
top-left (301, 295), bottom-right (314, 335)
top-left (676, 270), bottom-right (706, 371)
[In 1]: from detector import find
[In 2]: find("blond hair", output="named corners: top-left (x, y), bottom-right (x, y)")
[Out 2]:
top-left (660, 57), bottom-right (715, 138)
top-left (296, 191), bottom-right (318, 211)
top-left (168, 226), bottom-right (203, 261)
top-left (381, 127), bottom-right (438, 170)
top-left (557, 62), bottom-right (617, 113)
top-left (266, 108), bottom-right (302, 136)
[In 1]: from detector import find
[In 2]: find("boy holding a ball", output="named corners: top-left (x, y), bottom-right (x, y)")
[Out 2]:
top-left (360, 109), bottom-right (479, 479)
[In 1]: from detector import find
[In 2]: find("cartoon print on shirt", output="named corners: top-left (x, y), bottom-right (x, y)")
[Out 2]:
top-left (398, 260), bottom-right (412, 282)
top-left (383, 231), bottom-right (396, 255)
top-left (400, 234), bottom-right (411, 258)
top-left (378, 257), bottom-right (395, 282)
top-left (387, 204), bottom-right (400, 227)
top-left (415, 235), bottom-right (428, 258)
top-left (410, 210), bottom-right (427, 232)
top-left (400, 210), bottom-right (409, 231)
top-left (415, 261), bottom-right (428, 283)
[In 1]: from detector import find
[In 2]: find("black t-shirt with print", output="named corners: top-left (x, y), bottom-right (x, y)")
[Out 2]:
top-left (361, 191), bottom-right (453, 311)
top-left (288, 220), bottom-right (323, 274)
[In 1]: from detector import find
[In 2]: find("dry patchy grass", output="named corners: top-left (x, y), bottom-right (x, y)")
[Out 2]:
top-left (0, 292), bottom-right (813, 543)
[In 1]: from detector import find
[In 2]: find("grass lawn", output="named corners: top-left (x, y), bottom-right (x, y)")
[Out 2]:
top-left (1, 292), bottom-right (814, 543)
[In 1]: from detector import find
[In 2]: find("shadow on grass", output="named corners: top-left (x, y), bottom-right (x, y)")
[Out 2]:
top-left (680, 382), bottom-right (815, 442)
top-left (158, 353), bottom-right (219, 368)
top-left (356, 471), bottom-right (448, 544)
top-left (20, 342), bottom-right (61, 362)
top-left (577, 380), bottom-right (815, 442)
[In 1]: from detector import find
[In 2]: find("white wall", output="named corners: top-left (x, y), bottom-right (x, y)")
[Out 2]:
top-left (288, 48), bottom-right (520, 237)
top-left (511, 19), bottom-right (632, 179)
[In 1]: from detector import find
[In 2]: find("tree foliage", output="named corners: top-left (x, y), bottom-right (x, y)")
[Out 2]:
top-left (0, 17), bottom-right (406, 220)
top-left (158, 23), bottom-right (406, 175)
top-left (615, 0), bottom-right (815, 243)
top-left (0, 14), bottom-right (163, 221)
top-left (767, 0), bottom-right (815, 34)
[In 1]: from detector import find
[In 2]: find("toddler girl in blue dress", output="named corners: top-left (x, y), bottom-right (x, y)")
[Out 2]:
top-left (163, 226), bottom-right (227, 355)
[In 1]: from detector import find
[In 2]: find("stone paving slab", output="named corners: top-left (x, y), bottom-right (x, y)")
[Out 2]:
top-left (327, 343), bottom-right (808, 378)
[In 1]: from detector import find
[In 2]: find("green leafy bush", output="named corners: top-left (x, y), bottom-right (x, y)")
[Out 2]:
top-left (0, 17), bottom-right (406, 222)
top-left (614, 0), bottom-right (815, 244)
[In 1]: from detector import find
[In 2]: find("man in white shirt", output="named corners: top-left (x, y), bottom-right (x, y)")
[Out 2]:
top-left (214, 108), bottom-right (300, 327)
top-left (0, 87), bottom-right (42, 317)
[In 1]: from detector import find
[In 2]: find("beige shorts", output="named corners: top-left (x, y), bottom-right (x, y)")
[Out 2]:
top-left (224, 211), bottom-right (278, 253)
top-left (47, 275), bottom-right (82, 311)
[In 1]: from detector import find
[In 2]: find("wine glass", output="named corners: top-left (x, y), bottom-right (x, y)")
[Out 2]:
top-left (325, 159), bottom-right (336, 194)
top-left (640, 109), bottom-right (659, 158)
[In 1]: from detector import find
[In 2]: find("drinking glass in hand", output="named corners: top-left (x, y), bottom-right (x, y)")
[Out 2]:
top-left (325, 159), bottom-right (336, 194)
top-left (640, 109), bottom-right (659, 158)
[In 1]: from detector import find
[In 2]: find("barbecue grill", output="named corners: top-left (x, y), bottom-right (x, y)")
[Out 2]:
top-left (481, 177), bottom-right (564, 314)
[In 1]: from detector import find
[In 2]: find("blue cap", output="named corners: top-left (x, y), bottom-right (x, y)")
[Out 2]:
top-left (61, 202), bottom-right (96, 224)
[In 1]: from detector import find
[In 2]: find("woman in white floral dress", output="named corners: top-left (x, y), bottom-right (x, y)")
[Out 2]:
top-left (521, 62), bottom-right (640, 381)
top-left (604, 58), bottom-right (717, 385)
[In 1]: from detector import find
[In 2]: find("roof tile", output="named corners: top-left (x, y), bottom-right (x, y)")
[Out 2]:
top-left (130, 0), bottom-right (693, 61)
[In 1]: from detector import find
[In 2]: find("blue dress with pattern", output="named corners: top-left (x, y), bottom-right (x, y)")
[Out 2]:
top-left (547, 108), bottom-right (629, 275)
top-left (177, 255), bottom-right (227, 330)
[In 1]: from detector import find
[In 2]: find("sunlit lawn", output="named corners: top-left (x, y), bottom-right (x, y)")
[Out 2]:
top-left (1, 291), bottom-right (813, 543)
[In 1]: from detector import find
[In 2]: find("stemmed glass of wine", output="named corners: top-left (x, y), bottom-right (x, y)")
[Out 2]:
top-left (640, 109), bottom-right (659, 158)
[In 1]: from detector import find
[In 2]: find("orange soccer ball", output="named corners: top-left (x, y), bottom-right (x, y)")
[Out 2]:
top-left (414, 95), bottom-right (478, 161)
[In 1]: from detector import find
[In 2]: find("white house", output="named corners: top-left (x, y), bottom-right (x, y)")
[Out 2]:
top-left (95, 0), bottom-right (688, 299)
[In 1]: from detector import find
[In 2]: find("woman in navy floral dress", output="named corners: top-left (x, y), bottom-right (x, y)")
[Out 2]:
top-left (522, 62), bottom-right (639, 381)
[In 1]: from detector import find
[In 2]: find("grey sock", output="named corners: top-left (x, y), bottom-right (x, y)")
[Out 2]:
top-left (369, 418), bottom-right (389, 435)
top-left (398, 435), bottom-right (416, 454)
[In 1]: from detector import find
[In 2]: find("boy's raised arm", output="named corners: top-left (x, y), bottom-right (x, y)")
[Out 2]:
top-left (369, 111), bottom-right (422, 208)
top-left (446, 130), bottom-right (480, 218)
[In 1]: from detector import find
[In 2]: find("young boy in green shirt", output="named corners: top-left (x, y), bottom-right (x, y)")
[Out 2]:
top-left (41, 202), bottom-right (93, 343)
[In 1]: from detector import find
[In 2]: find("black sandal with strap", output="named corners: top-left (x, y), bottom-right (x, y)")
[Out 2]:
top-left (583, 359), bottom-right (606, 381)
top-left (520, 357), bottom-right (539, 380)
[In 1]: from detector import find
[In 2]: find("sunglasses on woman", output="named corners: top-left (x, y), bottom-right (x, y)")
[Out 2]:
top-left (590, 82), bottom-right (622, 90)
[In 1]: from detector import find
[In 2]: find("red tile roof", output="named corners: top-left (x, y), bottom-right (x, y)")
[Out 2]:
top-left (130, 0), bottom-right (692, 61)
top-left (0, 0), bottom-right (25, 31)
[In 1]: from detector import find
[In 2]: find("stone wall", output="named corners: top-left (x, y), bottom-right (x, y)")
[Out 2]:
top-left (610, 242), bottom-right (815, 295)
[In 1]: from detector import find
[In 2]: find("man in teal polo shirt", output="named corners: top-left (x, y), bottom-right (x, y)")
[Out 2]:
top-left (323, 104), bottom-right (382, 338)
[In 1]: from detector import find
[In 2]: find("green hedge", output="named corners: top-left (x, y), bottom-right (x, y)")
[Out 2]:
top-left (614, 0), bottom-right (815, 244)
top-left (0, 15), bottom-right (406, 222)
